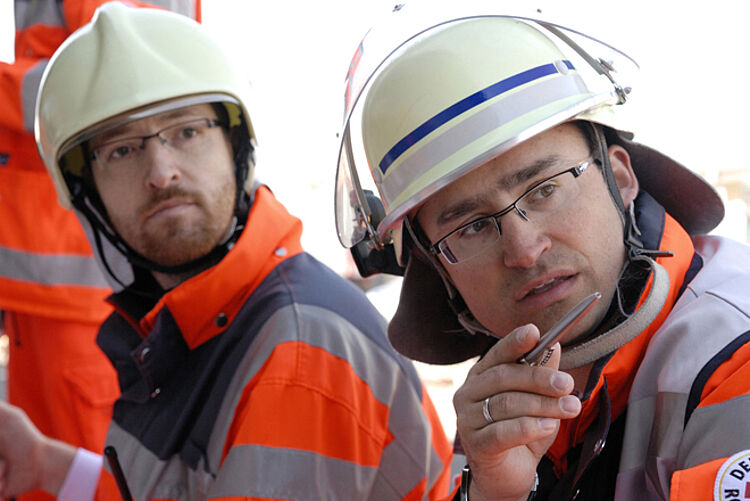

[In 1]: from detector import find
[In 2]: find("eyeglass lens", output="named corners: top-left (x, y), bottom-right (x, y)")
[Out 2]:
top-left (439, 164), bottom-right (586, 263)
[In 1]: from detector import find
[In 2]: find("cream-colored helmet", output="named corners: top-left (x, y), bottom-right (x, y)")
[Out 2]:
top-left (35, 2), bottom-right (257, 291)
top-left (335, 1), bottom-right (724, 363)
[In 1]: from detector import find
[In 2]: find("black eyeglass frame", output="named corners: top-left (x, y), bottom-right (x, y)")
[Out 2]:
top-left (89, 117), bottom-right (225, 163)
top-left (429, 159), bottom-right (594, 264)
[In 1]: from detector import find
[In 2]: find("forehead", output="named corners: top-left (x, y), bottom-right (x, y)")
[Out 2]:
top-left (415, 123), bottom-right (589, 225)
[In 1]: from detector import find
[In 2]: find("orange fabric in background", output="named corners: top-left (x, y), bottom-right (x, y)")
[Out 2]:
top-left (1, 4), bottom-right (201, 501)
top-left (6, 311), bottom-right (119, 501)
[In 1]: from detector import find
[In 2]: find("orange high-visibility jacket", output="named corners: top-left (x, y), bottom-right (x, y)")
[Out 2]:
top-left (0, 0), bottom-right (200, 322)
top-left (89, 187), bottom-right (453, 500)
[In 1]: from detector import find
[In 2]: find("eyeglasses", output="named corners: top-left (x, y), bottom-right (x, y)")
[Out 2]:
top-left (430, 160), bottom-right (593, 264)
top-left (90, 118), bottom-right (224, 170)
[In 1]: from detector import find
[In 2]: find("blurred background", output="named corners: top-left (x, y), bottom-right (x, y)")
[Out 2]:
top-left (2, 0), bottom-right (749, 440)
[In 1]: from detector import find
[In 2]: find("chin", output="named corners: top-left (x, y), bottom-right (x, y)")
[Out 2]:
top-left (139, 238), bottom-right (219, 268)
top-left (153, 248), bottom-right (215, 268)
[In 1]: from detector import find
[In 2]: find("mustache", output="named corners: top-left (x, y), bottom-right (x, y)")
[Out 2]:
top-left (138, 187), bottom-right (202, 219)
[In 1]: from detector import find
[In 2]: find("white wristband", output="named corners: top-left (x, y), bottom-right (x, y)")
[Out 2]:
top-left (57, 448), bottom-right (103, 501)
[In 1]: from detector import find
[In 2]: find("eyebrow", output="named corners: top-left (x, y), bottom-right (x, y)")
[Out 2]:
top-left (497, 155), bottom-right (561, 191)
top-left (435, 155), bottom-right (562, 227)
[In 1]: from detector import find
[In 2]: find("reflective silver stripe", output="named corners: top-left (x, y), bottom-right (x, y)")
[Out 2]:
top-left (21, 59), bottom-right (47, 133)
top-left (146, 0), bottom-right (197, 19)
top-left (614, 463), bottom-right (659, 500)
top-left (14, 0), bottom-right (64, 31)
top-left (209, 444), bottom-right (377, 500)
top-left (104, 302), bottom-right (445, 499)
top-left (617, 393), bottom-right (750, 500)
top-left (619, 392), bottom-right (687, 472)
top-left (616, 299), bottom-right (748, 498)
top-left (375, 379), bottom-right (448, 498)
top-left (105, 423), bottom-right (215, 501)
top-left (206, 304), bottom-right (444, 497)
top-left (0, 245), bottom-right (109, 287)
top-left (369, 432), bottom-right (443, 500)
top-left (379, 72), bottom-right (588, 206)
top-left (14, 0), bottom-right (195, 30)
top-left (614, 238), bottom-right (750, 500)
top-left (615, 393), bottom-right (686, 500)
top-left (677, 393), bottom-right (750, 469)
top-left (206, 303), bottom-right (388, 470)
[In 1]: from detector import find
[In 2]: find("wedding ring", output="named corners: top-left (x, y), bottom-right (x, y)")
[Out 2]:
top-left (482, 396), bottom-right (494, 424)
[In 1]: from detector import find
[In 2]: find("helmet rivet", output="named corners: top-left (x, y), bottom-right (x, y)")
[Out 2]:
top-left (554, 59), bottom-right (569, 75)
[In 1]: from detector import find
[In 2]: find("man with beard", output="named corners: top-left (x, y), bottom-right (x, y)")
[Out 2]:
top-left (0, 3), bottom-right (453, 500)
top-left (334, 4), bottom-right (750, 500)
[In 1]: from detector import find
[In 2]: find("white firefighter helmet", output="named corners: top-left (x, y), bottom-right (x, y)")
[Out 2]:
top-left (34, 2), bottom-right (257, 292)
top-left (334, 1), bottom-right (724, 363)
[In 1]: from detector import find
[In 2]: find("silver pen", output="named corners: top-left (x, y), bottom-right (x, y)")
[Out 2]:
top-left (518, 291), bottom-right (602, 366)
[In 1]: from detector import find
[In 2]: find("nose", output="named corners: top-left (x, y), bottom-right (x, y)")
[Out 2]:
top-left (142, 140), bottom-right (181, 189)
top-left (500, 213), bottom-right (551, 269)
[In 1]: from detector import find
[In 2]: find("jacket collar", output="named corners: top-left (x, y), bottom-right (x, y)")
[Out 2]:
top-left (110, 186), bottom-right (303, 349)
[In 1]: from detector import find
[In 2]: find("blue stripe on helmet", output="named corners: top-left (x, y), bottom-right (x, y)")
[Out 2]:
top-left (378, 61), bottom-right (573, 174)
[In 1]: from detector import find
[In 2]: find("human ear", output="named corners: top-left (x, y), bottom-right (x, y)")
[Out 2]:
top-left (608, 144), bottom-right (639, 207)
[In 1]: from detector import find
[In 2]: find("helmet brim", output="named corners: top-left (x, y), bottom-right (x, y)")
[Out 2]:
top-left (388, 249), bottom-right (495, 364)
top-left (617, 133), bottom-right (724, 235)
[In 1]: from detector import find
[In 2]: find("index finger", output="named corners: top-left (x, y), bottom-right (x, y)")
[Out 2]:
top-left (471, 323), bottom-right (541, 376)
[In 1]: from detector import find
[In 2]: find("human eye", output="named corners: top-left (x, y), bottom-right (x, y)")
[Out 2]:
top-left (176, 124), bottom-right (200, 140)
top-left (456, 217), bottom-right (495, 239)
top-left (99, 140), bottom-right (139, 163)
top-left (525, 179), bottom-right (560, 204)
top-left (179, 118), bottom-right (214, 139)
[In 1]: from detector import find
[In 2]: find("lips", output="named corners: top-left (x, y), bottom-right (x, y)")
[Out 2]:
top-left (528, 277), bottom-right (567, 296)
top-left (144, 197), bottom-right (195, 222)
top-left (516, 272), bottom-right (576, 301)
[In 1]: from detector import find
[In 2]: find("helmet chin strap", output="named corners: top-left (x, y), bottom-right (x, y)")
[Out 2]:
top-left (444, 195), bottom-right (672, 368)
top-left (405, 207), bottom-right (671, 369)
top-left (404, 121), bottom-right (672, 368)
top-left (559, 253), bottom-right (669, 369)
top-left (448, 249), bottom-right (671, 370)
top-left (554, 124), bottom-right (671, 368)
top-left (73, 134), bottom-right (255, 291)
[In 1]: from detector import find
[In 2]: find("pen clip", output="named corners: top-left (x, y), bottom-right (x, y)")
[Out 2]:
top-left (518, 291), bottom-right (601, 366)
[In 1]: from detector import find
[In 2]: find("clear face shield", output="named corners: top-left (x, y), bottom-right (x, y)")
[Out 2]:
top-left (334, 1), bottom-right (638, 276)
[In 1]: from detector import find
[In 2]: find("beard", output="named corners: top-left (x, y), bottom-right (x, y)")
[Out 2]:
top-left (113, 180), bottom-right (236, 268)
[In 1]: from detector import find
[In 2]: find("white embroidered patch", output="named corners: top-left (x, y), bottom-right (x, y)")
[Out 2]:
top-left (714, 450), bottom-right (750, 501)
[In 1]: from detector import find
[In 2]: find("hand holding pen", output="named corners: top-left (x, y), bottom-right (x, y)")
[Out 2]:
top-left (452, 292), bottom-right (601, 501)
